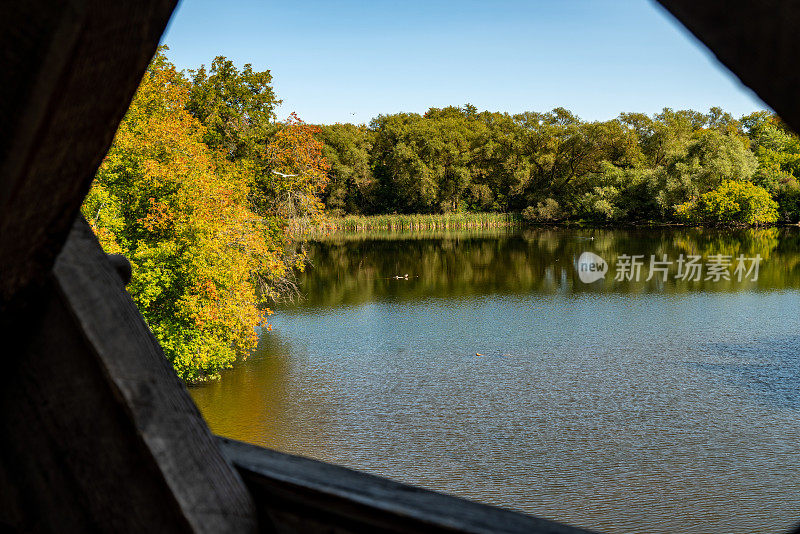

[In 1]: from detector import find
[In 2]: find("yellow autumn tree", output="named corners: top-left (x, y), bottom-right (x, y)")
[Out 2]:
top-left (82, 50), bottom-right (301, 382)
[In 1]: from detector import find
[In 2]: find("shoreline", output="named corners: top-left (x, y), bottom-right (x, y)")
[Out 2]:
top-left (290, 212), bottom-right (799, 236)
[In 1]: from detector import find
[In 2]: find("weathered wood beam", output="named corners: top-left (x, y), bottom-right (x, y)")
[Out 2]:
top-left (654, 0), bottom-right (800, 132)
top-left (0, 0), bottom-right (178, 301)
top-left (0, 218), bottom-right (257, 532)
top-left (219, 437), bottom-right (597, 534)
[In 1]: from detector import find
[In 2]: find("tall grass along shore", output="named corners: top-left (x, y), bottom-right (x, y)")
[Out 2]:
top-left (292, 212), bottom-right (521, 235)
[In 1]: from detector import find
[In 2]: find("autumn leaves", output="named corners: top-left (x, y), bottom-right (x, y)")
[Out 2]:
top-left (83, 49), bottom-right (327, 381)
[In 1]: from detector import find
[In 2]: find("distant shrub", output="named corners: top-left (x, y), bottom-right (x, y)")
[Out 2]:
top-left (522, 198), bottom-right (563, 223)
top-left (675, 180), bottom-right (779, 226)
top-left (582, 185), bottom-right (625, 221)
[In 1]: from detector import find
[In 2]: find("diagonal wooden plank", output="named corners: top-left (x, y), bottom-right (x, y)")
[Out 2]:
top-left (0, 0), bottom-right (178, 301)
top-left (0, 217), bottom-right (257, 532)
top-left (654, 0), bottom-right (800, 132)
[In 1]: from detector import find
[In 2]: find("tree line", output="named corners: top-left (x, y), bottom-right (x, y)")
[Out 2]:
top-left (319, 105), bottom-right (800, 226)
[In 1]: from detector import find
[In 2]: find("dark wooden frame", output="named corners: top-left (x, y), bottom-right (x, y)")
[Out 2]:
top-left (219, 437), bottom-right (596, 534)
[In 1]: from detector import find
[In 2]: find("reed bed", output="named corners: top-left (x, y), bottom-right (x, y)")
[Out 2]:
top-left (291, 212), bottom-right (521, 235)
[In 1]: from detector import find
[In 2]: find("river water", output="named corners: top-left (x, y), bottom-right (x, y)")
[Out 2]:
top-left (191, 227), bottom-right (800, 533)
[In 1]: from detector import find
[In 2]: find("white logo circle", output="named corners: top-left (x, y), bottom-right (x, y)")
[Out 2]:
top-left (576, 252), bottom-right (608, 283)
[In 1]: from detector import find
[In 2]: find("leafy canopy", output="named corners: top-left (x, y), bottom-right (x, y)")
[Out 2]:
top-left (84, 48), bottom-right (327, 381)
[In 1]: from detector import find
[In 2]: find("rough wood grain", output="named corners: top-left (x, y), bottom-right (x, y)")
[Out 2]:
top-left (654, 0), bottom-right (800, 133)
top-left (0, 218), bottom-right (258, 532)
top-left (218, 437), bottom-right (598, 534)
top-left (0, 0), bottom-right (178, 301)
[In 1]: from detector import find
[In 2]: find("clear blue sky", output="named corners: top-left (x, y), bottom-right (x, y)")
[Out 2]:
top-left (161, 0), bottom-right (768, 125)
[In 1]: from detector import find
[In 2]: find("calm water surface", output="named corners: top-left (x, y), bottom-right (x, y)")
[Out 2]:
top-left (191, 228), bottom-right (800, 533)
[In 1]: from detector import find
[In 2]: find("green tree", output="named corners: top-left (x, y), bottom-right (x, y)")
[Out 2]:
top-left (675, 180), bottom-right (779, 225)
top-left (186, 56), bottom-right (280, 160)
top-left (318, 123), bottom-right (376, 215)
top-left (653, 127), bottom-right (757, 216)
top-left (742, 111), bottom-right (800, 222)
top-left (371, 113), bottom-right (438, 213)
top-left (469, 111), bottom-right (528, 211)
